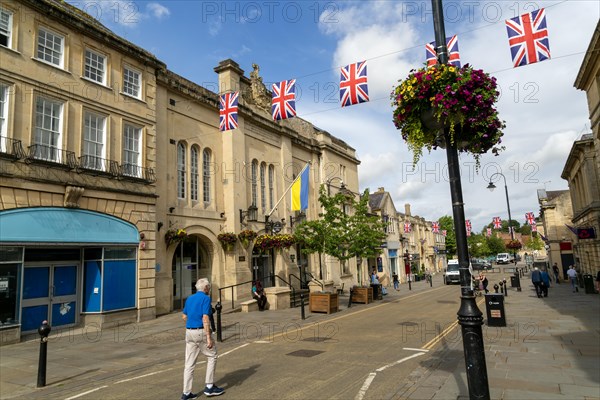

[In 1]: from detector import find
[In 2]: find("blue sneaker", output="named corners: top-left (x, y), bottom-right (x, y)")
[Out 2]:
top-left (204, 385), bottom-right (225, 396)
top-left (181, 392), bottom-right (198, 400)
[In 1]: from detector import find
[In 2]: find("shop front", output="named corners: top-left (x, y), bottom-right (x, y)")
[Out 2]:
top-left (0, 208), bottom-right (140, 344)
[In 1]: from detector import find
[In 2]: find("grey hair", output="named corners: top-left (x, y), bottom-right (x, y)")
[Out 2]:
top-left (195, 278), bottom-right (210, 292)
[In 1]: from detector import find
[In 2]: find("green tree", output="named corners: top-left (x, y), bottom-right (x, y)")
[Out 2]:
top-left (467, 233), bottom-right (489, 258)
top-left (294, 186), bottom-right (386, 280)
top-left (438, 215), bottom-right (456, 256)
top-left (524, 235), bottom-right (544, 251)
top-left (519, 224), bottom-right (532, 235)
top-left (486, 234), bottom-right (506, 255)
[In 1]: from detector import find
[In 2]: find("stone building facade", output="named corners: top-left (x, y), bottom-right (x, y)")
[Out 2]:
top-left (561, 20), bottom-right (600, 275)
top-left (0, 0), bottom-right (361, 343)
top-left (537, 190), bottom-right (575, 277)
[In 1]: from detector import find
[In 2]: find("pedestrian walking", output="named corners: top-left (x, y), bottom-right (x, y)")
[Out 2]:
top-left (478, 272), bottom-right (489, 294)
top-left (567, 265), bottom-right (579, 293)
top-left (392, 273), bottom-right (399, 291)
top-left (540, 269), bottom-right (550, 297)
top-left (531, 267), bottom-right (543, 298)
top-left (552, 263), bottom-right (560, 284)
top-left (181, 278), bottom-right (225, 399)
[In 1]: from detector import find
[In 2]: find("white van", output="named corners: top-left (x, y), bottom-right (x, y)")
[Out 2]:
top-left (444, 260), bottom-right (461, 284)
top-left (496, 253), bottom-right (510, 264)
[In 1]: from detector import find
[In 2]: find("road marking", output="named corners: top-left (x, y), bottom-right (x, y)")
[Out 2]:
top-left (376, 352), bottom-right (426, 372)
top-left (403, 347), bottom-right (429, 352)
top-left (115, 368), bottom-right (174, 384)
top-left (219, 342), bottom-right (250, 357)
top-left (356, 352), bottom-right (426, 400)
top-left (355, 372), bottom-right (377, 400)
top-left (64, 386), bottom-right (108, 400)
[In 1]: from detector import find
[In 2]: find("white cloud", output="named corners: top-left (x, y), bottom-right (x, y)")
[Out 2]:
top-left (314, 0), bottom-right (598, 231)
top-left (147, 3), bottom-right (170, 19)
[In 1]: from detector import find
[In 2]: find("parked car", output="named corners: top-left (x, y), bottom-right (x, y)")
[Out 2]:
top-left (496, 253), bottom-right (510, 264)
top-left (444, 260), bottom-right (461, 284)
top-left (471, 258), bottom-right (492, 270)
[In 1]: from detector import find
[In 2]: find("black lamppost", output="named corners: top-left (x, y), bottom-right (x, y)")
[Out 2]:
top-left (487, 172), bottom-right (516, 263)
top-left (431, 1), bottom-right (490, 398)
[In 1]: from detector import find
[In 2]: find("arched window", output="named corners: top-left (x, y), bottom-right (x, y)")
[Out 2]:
top-left (251, 159), bottom-right (258, 206)
top-left (268, 164), bottom-right (275, 210)
top-left (260, 162), bottom-right (266, 210)
top-left (190, 147), bottom-right (199, 201)
top-left (177, 142), bottom-right (186, 199)
top-left (203, 148), bottom-right (211, 203)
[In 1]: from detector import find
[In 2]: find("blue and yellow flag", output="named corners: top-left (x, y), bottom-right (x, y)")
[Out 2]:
top-left (291, 164), bottom-right (309, 211)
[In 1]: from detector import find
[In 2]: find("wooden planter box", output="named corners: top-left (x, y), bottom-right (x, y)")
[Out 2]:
top-left (352, 287), bottom-right (373, 304)
top-left (309, 292), bottom-right (339, 314)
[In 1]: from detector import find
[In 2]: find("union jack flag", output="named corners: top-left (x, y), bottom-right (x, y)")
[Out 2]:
top-left (505, 8), bottom-right (550, 68)
top-left (486, 228), bottom-right (492, 237)
top-left (426, 35), bottom-right (461, 67)
top-left (219, 92), bottom-right (239, 132)
top-left (493, 216), bottom-right (502, 229)
top-left (404, 222), bottom-right (412, 233)
top-left (525, 212), bottom-right (535, 225)
top-left (465, 220), bottom-right (472, 230)
top-left (272, 79), bottom-right (297, 121)
top-left (531, 223), bottom-right (537, 232)
top-left (340, 61), bottom-right (369, 107)
top-left (431, 221), bottom-right (440, 233)
top-left (441, 230), bottom-right (447, 237)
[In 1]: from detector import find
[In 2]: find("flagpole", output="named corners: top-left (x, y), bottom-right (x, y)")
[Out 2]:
top-left (266, 162), bottom-right (310, 218)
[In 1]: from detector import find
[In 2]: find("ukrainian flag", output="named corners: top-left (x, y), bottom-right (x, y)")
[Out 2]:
top-left (291, 164), bottom-right (309, 211)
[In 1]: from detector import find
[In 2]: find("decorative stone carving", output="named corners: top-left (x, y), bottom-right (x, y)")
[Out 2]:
top-left (248, 63), bottom-right (271, 112)
top-left (64, 186), bottom-right (85, 208)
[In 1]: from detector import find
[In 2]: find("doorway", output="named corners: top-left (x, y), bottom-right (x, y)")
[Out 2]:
top-left (172, 236), bottom-right (210, 310)
top-left (21, 264), bottom-right (79, 332)
top-left (252, 249), bottom-right (273, 287)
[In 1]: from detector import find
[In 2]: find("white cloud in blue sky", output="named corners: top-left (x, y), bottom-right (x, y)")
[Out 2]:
top-left (71, 0), bottom-right (599, 231)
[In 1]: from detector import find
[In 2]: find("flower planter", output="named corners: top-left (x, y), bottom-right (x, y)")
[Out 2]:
top-left (222, 243), bottom-right (234, 252)
top-left (351, 287), bottom-right (373, 304)
top-left (309, 292), bottom-right (338, 314)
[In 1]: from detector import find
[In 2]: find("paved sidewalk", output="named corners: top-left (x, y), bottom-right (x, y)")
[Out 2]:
top-left (0, 269), bottom-right (598, 399)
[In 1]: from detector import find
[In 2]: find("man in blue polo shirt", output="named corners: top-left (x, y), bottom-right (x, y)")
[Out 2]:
top-left (181, 278), bottom-right (224, 399)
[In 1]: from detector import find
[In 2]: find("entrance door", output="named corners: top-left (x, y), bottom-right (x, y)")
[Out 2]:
top-left (252, 250), bottom-right (272, 287)
top-left (21, 264), bottom-right (78, 332)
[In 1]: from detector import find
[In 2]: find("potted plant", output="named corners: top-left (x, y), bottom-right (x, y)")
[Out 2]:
top-left (217, 232), bottom-right (237, 251)
top-left (165, 228), bottom-right (188, 247)
top-left (238, 230), bottom-right (258, 248)
top-left (254, 233), bottom-right (296, 252)
top-left (391, 63), bottom-right (505, 168)
top-left (506, 240), bottom-right (522, 250)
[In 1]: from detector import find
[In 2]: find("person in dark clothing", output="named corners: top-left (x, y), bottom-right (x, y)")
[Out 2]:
top-left (540, 269), bottom-right (551, 297)
top-left (252, 280), bottom-right (267, 311)
top-left (552, 263), bottom-right (560, 284)
top-left (531, 267), bottom-right (543, 298)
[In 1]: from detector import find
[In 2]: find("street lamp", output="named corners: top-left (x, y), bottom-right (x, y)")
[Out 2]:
top-left (326, 176), bottom-right (345, 196)
top-left (431, 1), bottom-right (489, 398)
top-left (487, 172), bottom-right (516, 262)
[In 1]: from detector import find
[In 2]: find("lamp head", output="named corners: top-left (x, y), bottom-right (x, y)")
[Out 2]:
top-left (486, 182), bottom-right (496, 192)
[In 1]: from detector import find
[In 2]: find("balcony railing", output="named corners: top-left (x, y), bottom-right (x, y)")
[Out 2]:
top-left (0, 136), bottom-right (26, 159)
top-left (120, 163), bottom-right (156, 183)
top-left (27, 144), bottom-right (77, 168)
top-left (78, 155), bottom-right (120, 177)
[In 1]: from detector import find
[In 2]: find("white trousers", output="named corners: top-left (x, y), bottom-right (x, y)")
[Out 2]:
top-left (183, 329), bottom-right (218, 393)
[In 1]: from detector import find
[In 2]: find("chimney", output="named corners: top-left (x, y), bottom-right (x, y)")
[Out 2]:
top-left (405, 203), bottom-right (411, 216)
top-left (378, 187), bottom-right (385, 193)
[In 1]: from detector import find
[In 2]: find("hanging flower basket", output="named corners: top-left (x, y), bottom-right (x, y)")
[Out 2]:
top-left (391, 64), bottom-right (506, 167)
top-left (254, 234), bottom-right (296, 252)
top-left (238, 229), bottom-right (258, 247)
top-left (217, 232), bottom-right (237, 251)
top-left (506, 240), bottom-right (522, 250)
top-left (165, 228), bottom-right (188, 247)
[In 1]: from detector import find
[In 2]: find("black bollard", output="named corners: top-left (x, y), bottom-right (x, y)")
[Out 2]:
top-left (300, 293), bottom-right (306, 320)
top-left (37, 320), bottom-right (51, 388)
top-left (494, 284), bottom-right (499, 293)
top-left (215, 302), bottom-right (222, 342)
top-left (347, 288), bottom-right (353, 308)
top-left (503, 279), bottom-right (508, 296)
top-left (429, 274), bottom-right (433, 287)
top-left (408, 276), bottom-right (412, 291)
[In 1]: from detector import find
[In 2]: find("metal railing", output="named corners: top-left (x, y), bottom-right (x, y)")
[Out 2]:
top-left (0, 136), bottom-right (25, 159)
top-left (78, 155), bottom-right (120, 176)
top-left (218, 274), bottom-right (295, 310)
top-left (27, 144), bottom-right (77, 168)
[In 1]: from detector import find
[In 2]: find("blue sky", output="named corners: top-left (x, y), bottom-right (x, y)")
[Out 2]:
top-left (71, 0), bottom-right (599, 232)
